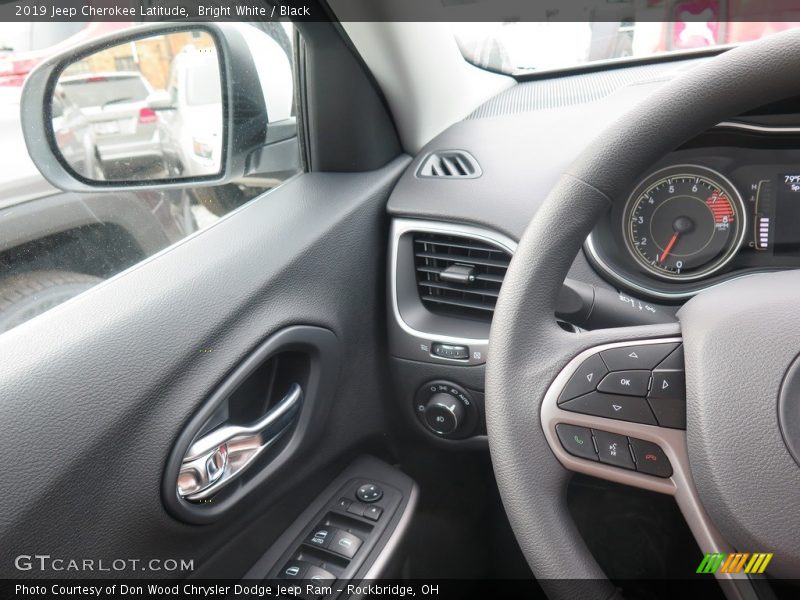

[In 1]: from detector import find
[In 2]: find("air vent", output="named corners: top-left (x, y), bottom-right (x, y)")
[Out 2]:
top-left (416, 150), bottom-right (481, 179)
top-left (414, 233), bottom-right (511, 322)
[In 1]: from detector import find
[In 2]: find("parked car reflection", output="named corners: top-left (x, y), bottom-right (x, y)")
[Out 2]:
top-left (58, 71), bottom-right (165, 179)
top-left (152, 46), bottom-right (223, 178)
top-left (51, 87), bottom-right (101, 179)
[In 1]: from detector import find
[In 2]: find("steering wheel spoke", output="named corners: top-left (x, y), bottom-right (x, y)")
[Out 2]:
top-left (542, 329), bottom-right (764, 600)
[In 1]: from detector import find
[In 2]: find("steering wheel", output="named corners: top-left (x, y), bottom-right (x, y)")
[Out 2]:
top-left (486, 29), bottom-right (800, 600)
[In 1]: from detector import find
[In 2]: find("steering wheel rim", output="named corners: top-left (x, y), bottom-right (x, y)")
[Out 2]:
top-left (486, 28), bottom-right (800, 600)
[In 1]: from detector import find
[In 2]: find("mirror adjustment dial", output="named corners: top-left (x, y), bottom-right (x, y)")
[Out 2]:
top-left (424, 393), bottom-right (465, 435)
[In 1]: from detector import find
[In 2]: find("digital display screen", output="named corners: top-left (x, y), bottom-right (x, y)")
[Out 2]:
top-left (774, 174), bottom-right (800, 255)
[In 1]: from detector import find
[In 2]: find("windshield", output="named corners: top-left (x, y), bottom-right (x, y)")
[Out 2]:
top-left (452, 20), bottom-right (800, 75)
top-left (60, 75), bottom-right (149, 109)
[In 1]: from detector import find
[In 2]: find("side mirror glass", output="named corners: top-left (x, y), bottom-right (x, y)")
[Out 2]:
top-left (50, 30), bottom-right (223, 183)
top-left (147, 90), bottom-right (174, 111)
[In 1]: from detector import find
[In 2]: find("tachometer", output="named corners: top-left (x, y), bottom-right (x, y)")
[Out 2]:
top-left (623, 165), bottom-right (746, 281)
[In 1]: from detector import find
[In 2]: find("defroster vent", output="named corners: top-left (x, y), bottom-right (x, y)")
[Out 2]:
top-left (414, 233), bottom-right (511, 322)
top-left (416, 150), bottom-right (481, 179)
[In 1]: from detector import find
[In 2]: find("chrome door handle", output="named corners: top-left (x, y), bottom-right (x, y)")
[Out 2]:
top-left (177, 383), bottom-right (302, 501)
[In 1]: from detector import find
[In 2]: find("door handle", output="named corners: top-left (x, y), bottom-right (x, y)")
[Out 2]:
top-left (177, 383), bottom-right (302, 501)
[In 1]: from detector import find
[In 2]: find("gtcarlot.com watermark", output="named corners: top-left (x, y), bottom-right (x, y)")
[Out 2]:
top-left (15, 555), bottom-right (194, 573)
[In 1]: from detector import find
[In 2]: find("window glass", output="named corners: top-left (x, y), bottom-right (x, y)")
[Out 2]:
top-left (0, 21), bottom-right (299, 335)
top-left (452, 19), bottom-right (800, 75)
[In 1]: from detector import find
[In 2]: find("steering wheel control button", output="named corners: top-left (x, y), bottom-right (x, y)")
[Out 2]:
top-left (647, 397), bottom-right (687, 429)
top-left (560, 391), bottom-right (657, 425)
top-left (356, 483), bottom-right (383, 503)
top-left (558, 354), bottom-right (608, 403)
top-left (431, 342), bottom-right (469, 360)
top-left (649, 370), bottom-right (685, 399)
top-left (600, 343), bottom-right (679, 371)
top-left (655, 344), bottom-right (684, 370)
top-left (648, 370), bottom-right (686, 429)
top-left (281, 560), bottom-right (309, 579)
top-left (555, 423), bottom-right (598, 461)
top-left (592, 430), bottom-right (635, 470)
top-left (597, 370), bottom-right (651, 396)
top-left (629, 437), bottom-right (673, 478)
top-left (305, 526), bottom-right (335, 549)
top-left (329, 530), bottom-right (363, 559)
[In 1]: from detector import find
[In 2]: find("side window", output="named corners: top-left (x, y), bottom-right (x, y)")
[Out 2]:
top-left (0, 21), bottom-right (300, 335)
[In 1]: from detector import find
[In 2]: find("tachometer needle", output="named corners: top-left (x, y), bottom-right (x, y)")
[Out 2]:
top-left (660, 232), bottom-right (679, 263)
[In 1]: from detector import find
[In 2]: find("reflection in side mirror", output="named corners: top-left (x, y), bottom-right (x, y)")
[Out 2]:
top-left (147, 90), bottom-right (174, 111)
top-left (51, 30), bottom-right (223, 183)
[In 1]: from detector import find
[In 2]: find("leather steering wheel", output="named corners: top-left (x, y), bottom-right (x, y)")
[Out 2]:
top-left (486, 28), bottom-right (800, 600)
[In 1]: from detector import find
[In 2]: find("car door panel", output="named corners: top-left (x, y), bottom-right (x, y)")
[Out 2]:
top-left (0, 155), bottom-right (409, 577)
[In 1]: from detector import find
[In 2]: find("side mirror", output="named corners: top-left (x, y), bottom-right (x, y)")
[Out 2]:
top-left (147, 90), bottom-right (174, 111)
top-left (21, 23), bottom-right (284, 191)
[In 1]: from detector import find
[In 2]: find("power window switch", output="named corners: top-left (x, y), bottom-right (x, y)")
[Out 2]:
top-left (301, 566), bottom-right (336, 599)
top-left (280, 560), bottom-right (308, 579)
top-left (329, 530), bottom-right (363, 559)
top-left (304, 525), bottom-right (335, 549)
top-left (306, 565), bottom-right (336, 584)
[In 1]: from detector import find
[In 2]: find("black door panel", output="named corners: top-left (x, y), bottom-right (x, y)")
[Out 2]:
top-left (0, 156), bottom-right (409, 578)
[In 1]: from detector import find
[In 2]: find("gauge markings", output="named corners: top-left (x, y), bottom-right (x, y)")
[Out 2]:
top-left (623, 166), bottom-right (745, 281)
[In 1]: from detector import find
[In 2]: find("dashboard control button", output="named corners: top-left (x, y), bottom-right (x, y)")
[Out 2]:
top-left (656, 344), bottom-right (684, 370)
top-left (592, 430), bottom-right (635, 470)
top-left (558, 354), bottom-right (608, 403)
top-left (600, 343), bottom-right (679, 371)
top-left (629, 437), bottom-right (673, 478)
top-left (560, 391), bottom-right (657, 425)
top-left (356, 483), bottom-right (383, 503)
top-left (597, 370), bottom-right (651, 396)
top-left (647, 397), bottom-right (687, 429)
top-left (555, 423), bottom-right (598, 461)
top-left (281, 560), bottom-right (309, 579)
top-left (329, 530), bottom-right (363, 559)
top-left (423, 393), bottom-right (465, 435)
top-left (305, 526), bottom-right (335, 549)
top-left (414, 381), bottom-right (478, 439)
top-left (431, 343), bottom-right (469, 360)
top-left (363, 505), bottom-right (383, 521)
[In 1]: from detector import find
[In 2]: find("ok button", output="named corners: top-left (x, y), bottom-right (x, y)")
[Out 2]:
top-left (597, 370), bottom-right (650, 396)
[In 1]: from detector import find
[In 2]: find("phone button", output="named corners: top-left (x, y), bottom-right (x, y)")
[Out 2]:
top-left (629, 437), bottom-right (672, 478)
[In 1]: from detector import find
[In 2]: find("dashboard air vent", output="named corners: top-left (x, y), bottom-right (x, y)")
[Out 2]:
top-left (416, 150), bottom-right (481, 179)
top-left (414, 233), bottom-right (511, 322)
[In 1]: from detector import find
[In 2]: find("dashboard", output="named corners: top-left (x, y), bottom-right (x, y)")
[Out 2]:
top-left (384, 55), bottom-right (800, 446)
top-left (588, 125), bottom-right (800, 300)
